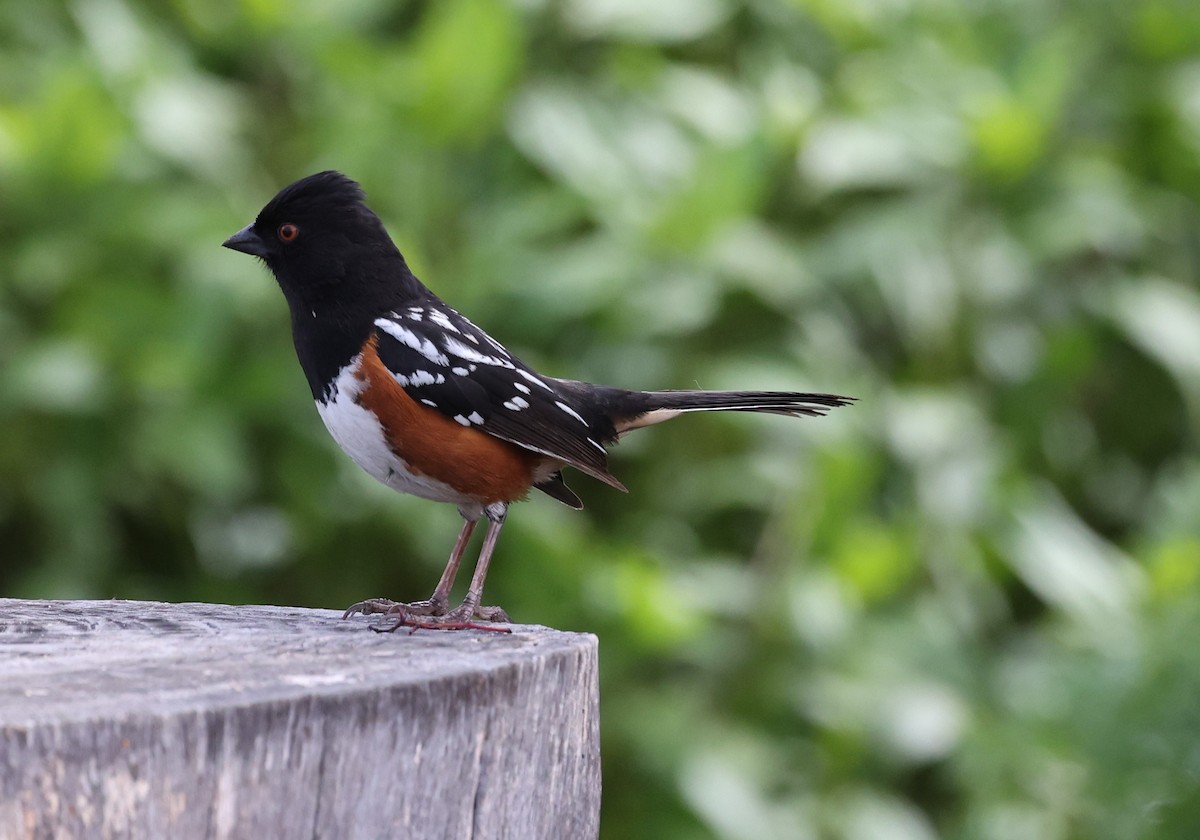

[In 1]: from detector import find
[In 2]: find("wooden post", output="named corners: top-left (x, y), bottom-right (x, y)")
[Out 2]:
top-left (0, 599), bottom-right (600, 840)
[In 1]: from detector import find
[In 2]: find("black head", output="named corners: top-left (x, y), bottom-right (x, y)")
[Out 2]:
top-left (224, 171), bottom-right (428, 398)
top-left (223, 171), bottom-right (424, 320)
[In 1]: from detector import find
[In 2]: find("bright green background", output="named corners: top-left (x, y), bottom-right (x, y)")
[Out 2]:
top-left (3, 0), bottom-right (1200, 837)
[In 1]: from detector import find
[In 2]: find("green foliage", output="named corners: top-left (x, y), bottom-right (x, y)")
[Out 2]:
top-left (2, 0), bottom-right (1199, 836)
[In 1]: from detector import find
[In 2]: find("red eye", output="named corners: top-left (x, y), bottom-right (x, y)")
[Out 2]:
top-left (278, 223), bottom-right (299, 242)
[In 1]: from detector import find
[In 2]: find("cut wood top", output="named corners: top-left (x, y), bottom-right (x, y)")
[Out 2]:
top-left (0, 599), bottom-right (597, 726)
top-left (0, 599), bottom-right (601, 840)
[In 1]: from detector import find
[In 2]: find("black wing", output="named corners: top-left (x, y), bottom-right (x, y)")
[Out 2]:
top-left (371, 303), bottom-right (626, 491)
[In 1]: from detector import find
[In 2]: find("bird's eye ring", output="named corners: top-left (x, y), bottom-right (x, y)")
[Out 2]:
top-left (278, 223), bottom-right (299, 243)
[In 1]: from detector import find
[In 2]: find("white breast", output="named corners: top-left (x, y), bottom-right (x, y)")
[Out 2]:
top-left (315, 361), bottom-right (473, 506)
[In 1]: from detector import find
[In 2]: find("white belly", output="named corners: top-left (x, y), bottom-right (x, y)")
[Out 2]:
top-left (315, 363), bottom-right (473, 506)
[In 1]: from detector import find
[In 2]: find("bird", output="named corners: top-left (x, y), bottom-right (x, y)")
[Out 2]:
top-left (223, 171), bottom-right (854, 631)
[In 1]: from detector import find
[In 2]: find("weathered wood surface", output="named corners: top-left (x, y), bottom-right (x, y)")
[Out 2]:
top-left (0, 599), bottom-right (600, 840)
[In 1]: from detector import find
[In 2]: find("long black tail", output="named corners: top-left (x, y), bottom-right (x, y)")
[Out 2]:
top-left (608, 388), bottom-right (855, 432)
top-left (532, 382), bottom-right (855, 505)
top-left (644, 389), bottom-right (852, 416)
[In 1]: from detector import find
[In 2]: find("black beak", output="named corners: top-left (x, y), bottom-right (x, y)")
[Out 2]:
top-left (222, 224), bottom-right (268, 258)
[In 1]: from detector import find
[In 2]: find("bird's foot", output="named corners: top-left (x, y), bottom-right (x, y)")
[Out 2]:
top-left (443, 602), bottom-right (511, 624)
top-left (344, 597), bottom-right (511, 633)
top-left (342, 596), bottom-right (446, 620)
top-left (372, 602), bottom-right (513, 634)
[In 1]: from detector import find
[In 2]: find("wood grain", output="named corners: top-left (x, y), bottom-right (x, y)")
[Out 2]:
top-left (0, 599), bottom-right (600, 840)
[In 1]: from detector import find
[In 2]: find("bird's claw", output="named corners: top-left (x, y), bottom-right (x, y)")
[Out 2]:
top-left (345, 597), bottom-right (511, 633)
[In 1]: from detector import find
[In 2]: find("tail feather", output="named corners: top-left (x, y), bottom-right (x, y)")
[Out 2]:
top-left (614, 389), bottom-right (855, 433)
top-left (645, 390), bottom-right (853, 415)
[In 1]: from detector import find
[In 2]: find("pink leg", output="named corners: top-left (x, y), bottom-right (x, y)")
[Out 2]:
top-left (347, 505), bottom-right (514, 632)
top-left (444, 508), bottom-right (510, 623)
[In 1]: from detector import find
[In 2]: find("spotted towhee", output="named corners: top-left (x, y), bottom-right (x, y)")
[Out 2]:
top-left (224, 171), bottom-right (853, 630)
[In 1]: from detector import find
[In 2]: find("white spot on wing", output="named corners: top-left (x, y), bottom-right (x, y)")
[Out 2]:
top-left (407, 370), bottom-right (438, 387)
top-left (453, 415), bottom-right (471, 427)
top-left (513, 382), bottom-right (530, 394)
top-left (467, 411), bottom-right (483, 425)
top-left (503, 397), bottom-right (529, 411)
top-left (451, 367), bottom-right (469, 376)
top-left (483, 333), bottom-right (510, 355)
top-left (444, 335), bottom-right (514, 369)
top-left (420, 399), bottom-right (438, 407)
top-left (428, 309), bottom-right (460, 333)
top-left (375, 319), bottom-right (449, 366)
top-left (555, 401), bottom-right (589, 426)
top-left (517, 369), bottom-right (553, 391)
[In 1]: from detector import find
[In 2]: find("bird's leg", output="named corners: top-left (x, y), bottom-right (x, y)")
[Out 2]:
top-left (342, 518), bottom-right (477, 620)
top-left (370, 507), bottom-right (512, 632)
top-left (441, 503), bottom-right (511, 624)
top-left (395, 518), bottom-right (478, 616)
top-left (346, 504), bottom-right (513, 630)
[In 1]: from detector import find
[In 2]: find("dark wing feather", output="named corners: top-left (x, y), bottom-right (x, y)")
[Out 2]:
top-left (371, 304), bottom-right (626, 491)
top-left (534, 470), bottom-right (584, 509)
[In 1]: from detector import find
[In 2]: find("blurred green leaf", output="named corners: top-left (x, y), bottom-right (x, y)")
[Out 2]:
top-left (408, 0), bottom-right (522, 143)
